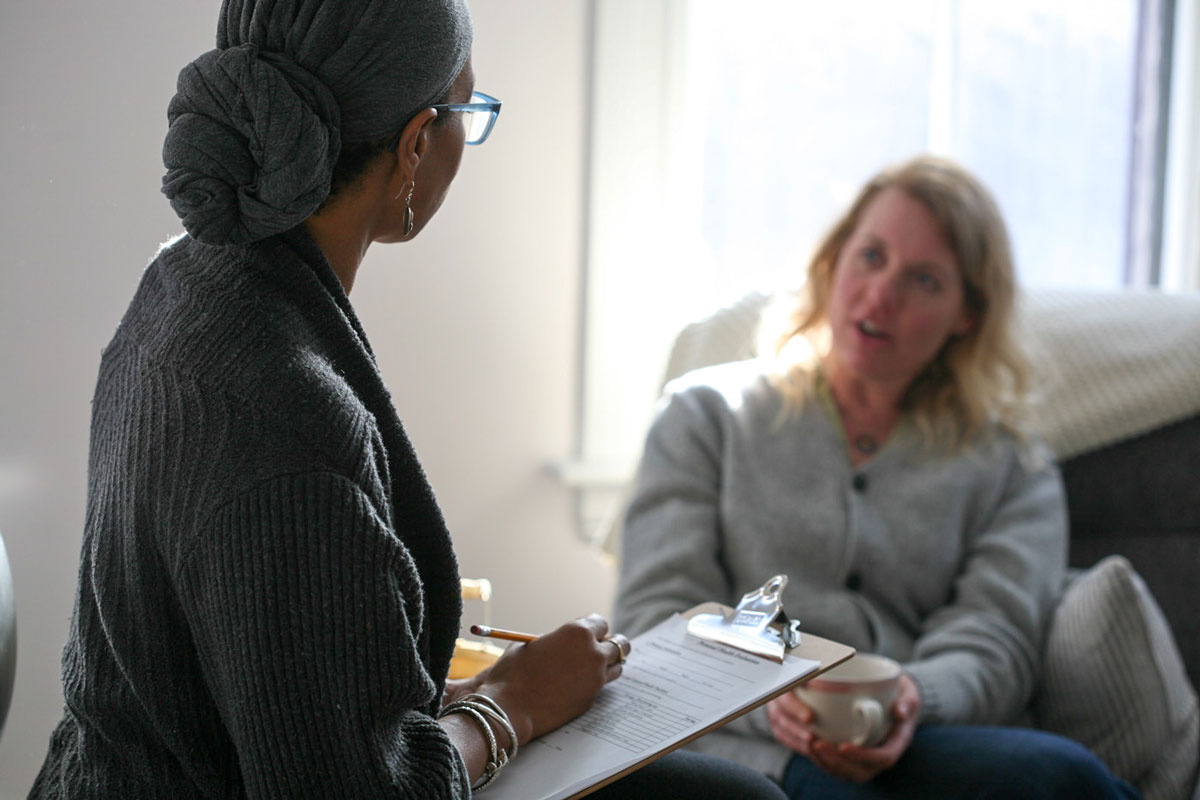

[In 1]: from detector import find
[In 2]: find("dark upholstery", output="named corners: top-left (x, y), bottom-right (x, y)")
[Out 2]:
top-left (1060, 412), bottom-right (1200, 691)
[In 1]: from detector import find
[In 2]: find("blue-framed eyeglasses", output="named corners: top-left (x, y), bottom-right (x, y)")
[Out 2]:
top-left (432, 91), bottom-right (502, 145)
top-left (389, 91), bottom-right (502, 150)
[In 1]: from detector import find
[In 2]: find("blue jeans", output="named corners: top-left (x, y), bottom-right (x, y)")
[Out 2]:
top-left (782, 725), bottom-right (1141, 800)
top-left (592, 749), bottom-right (788, 799)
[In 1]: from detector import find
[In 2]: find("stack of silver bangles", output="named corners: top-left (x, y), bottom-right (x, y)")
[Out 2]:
top-left (439, 693), bottom-right (519, 790)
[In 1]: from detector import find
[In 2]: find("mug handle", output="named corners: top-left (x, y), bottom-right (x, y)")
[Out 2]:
top-left (850, 698), bottom-right (885, 747)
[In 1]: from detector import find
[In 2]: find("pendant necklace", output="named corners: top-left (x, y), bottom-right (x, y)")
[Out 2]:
top-left (853, 433), bottom-right (879, 455)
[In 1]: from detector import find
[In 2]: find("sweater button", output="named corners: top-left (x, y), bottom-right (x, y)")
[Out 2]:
top-left (852, 474), bottom-right (868, 492)
top-left (846, 572), bottom-right (863, 591)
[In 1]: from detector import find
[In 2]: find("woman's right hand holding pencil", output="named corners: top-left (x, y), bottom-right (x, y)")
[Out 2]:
top-left (473, 613), bottom-right (629, 746)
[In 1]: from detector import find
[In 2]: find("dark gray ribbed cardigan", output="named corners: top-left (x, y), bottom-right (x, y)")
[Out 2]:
top-left (31, 229), bottom-right (470, 798)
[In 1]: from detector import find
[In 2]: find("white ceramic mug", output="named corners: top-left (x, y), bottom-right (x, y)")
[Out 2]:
top-left (792, 653), bottom-right (901, 747)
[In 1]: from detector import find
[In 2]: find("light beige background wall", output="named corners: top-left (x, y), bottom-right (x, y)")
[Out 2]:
top-left (0, 2), bottom-right (615, 795)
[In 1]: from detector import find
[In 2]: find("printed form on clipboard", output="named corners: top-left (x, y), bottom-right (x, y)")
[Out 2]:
top-left (481, 575), bottom-right (856, 800)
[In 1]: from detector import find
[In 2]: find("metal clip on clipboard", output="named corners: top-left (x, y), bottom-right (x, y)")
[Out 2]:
top-left (686, 575), bottom-right (802, 663)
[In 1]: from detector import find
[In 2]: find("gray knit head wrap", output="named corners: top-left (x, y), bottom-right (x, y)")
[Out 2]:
top-left (162, 0), bottom-right (473, 246)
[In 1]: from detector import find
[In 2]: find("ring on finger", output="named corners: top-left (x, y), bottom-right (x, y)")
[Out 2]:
top-left (604, 634), bottom-right (629, 664)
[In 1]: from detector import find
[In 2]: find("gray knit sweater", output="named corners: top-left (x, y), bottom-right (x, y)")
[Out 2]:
top-left (613, 359), bottom-right (1067, 781)
top-left (31, 229), bottom-right (470, 797)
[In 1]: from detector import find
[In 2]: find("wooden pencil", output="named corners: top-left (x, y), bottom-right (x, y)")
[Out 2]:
top-left (470, 624), bottom-right (537, 643)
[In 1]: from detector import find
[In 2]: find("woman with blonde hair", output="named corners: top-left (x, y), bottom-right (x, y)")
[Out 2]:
top-left (615, 156), bottom-right (1138, 798)
top-left (771, 155), bottom-right (1029, 451)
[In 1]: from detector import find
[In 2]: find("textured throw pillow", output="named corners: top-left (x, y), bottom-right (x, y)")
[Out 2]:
top-left (1033, 555), bottom-right (1200, 800)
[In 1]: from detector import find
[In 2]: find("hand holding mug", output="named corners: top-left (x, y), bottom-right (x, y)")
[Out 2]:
top-left (795, 654), bottom-right (901, 746)
top-left (766, 655), bottom-right (921, 783)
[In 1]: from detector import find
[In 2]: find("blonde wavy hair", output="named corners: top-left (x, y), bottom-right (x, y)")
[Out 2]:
top-left (769, 155), bottom-right (1031, 451)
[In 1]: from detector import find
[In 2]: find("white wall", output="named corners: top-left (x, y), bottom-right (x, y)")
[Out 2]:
top-left (0, 2), bottom-right (615, 795)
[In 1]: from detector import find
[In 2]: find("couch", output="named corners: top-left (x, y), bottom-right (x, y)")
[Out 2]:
top-left (654, 287), bottom-right (1200, 799)
top-left (1060, 398), bottom-right (1199, 677)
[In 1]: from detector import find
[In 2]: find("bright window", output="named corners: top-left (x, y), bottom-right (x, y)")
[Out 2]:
top-left (685, 0), bottom-right (1139, 294)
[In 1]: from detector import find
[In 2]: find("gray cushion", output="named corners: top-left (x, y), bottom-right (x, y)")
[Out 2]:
top-left (1033, 556), bottom-right (1199, 800)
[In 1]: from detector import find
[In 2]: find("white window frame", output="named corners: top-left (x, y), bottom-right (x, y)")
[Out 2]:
top-left (1162, 0), bottom-right (1200, 291)
top-left (555, 0), bottom-right (693, 546)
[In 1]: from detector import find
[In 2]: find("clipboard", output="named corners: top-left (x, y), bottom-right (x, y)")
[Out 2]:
top-left (481, 576), bottom-right (856, 800)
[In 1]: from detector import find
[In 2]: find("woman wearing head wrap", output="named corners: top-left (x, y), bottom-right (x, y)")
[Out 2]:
top-left (29, 1), bottom-right (788, 797)
top-left (614, 156), bottom-right (1139, 799)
